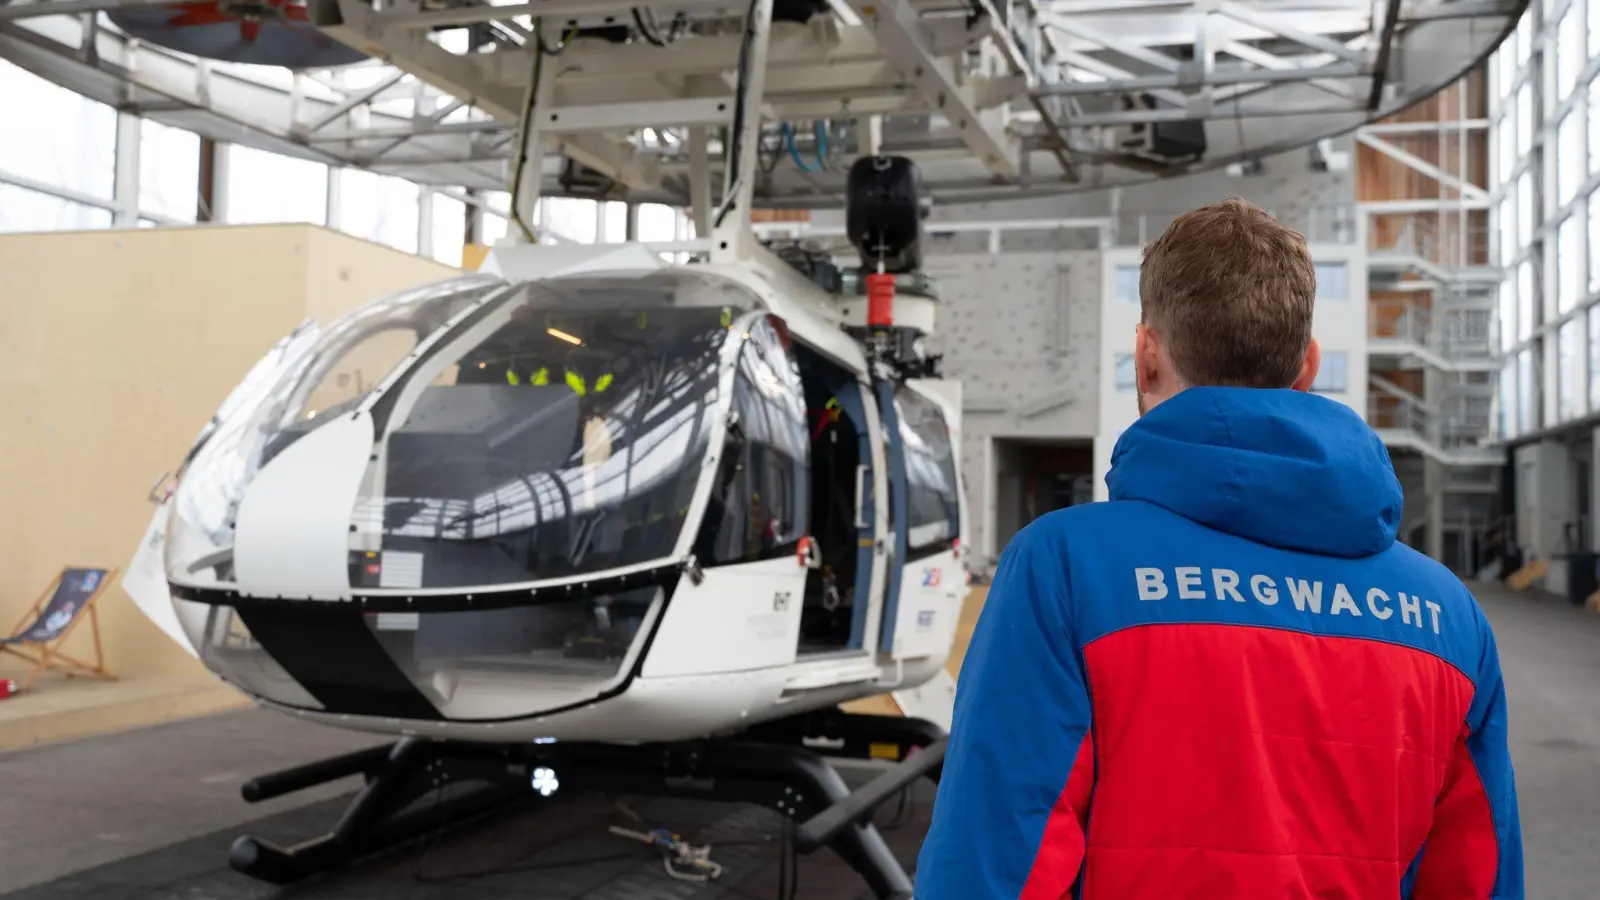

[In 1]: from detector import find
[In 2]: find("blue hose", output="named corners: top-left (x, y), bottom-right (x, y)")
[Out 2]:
top-left (782, 121), bottom-right (826, 172)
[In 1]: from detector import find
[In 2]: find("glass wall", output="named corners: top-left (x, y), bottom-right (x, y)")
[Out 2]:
top-left (0, 58), bottom-right (692, 267)
top-left (0, 58), bottom-right (116, 231)
top-left (1490, 0), bottom-right (1600, 436)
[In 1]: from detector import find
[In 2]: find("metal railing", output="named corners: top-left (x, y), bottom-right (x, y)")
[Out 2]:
top-left (1370, 299), bottom-right (1498, 359)
top-left (1367, 390), bottom-right (1493, 449)
top-left (1366, 216), bottom-right (1496, 270)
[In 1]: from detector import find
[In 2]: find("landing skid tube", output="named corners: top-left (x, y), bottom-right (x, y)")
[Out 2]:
top-left (227, 712), bottom-right (947, 899)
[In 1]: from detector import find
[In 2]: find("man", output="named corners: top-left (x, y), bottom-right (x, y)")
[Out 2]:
top-left (915, 199), bottom-right (1522, 899)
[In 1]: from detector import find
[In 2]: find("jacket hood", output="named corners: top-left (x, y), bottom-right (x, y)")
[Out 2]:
top-left (1106, 387), bottom-right (1402, 558)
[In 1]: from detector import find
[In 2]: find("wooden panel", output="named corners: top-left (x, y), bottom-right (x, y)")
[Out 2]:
top-left (1370, 288), bottom-right (1433, 338)
top-left (751, 209), bottom-right (811, 223)
top-left (0, 225), bottom-right (455, 685)
top-left (1373, 368), bottom-right (1425, 395)
top-left (1359, 66), bottom-right (1490, 267)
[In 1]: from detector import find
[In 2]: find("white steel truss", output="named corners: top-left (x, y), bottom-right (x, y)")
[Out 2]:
top-left (0, 0), bottom-right (1526, 207)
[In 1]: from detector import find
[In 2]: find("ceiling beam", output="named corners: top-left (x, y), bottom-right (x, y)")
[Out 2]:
top-left (846, 0), bottom-right (1020, 180)
top-left (314, 0), bottom-right (661, 190)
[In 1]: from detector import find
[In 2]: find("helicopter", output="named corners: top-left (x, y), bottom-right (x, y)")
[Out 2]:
top-left (128, 155), bottom-right (970, 749)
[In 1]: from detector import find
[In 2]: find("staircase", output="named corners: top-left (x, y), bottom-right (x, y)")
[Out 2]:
top-left (1367, 218), bottom-right (1501, 287)
top-left (1368, 306), bottom-right (1500, 466)
top-left (1369, 298), bottom-right (1499, 372)
top-left (1368, 388), bottom-right (1503, 466)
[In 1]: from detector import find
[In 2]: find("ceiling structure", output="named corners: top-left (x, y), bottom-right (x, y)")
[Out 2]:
top-left (0, 0), bottom-right (1526, 208)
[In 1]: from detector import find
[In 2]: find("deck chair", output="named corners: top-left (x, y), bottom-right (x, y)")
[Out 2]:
top-left (0, 567), bottom-right (118, 690)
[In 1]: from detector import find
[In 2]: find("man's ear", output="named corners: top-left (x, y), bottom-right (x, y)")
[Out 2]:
top-left (1135, 323), bottom-right (1163, 394)
top-left (1290, 336), bottom-right (1322, 391)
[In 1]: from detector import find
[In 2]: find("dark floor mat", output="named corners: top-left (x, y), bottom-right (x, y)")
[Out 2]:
top-left (0, 774), bottom-right (933, 900)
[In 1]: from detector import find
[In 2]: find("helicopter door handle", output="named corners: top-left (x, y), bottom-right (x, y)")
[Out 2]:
top-left (853, 465), bottom-right (868, 528)
top-left (798, 536), bottom-right (821, 569)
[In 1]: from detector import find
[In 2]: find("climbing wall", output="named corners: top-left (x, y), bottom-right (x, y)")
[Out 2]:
top-left (921, 251), bottom-right (1102, 567)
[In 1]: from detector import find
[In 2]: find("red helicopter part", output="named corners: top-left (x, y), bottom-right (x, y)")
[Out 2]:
top-left (106, 0), bottom-right (368, 69)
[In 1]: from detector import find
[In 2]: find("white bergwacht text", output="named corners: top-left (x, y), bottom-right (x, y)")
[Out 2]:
top-left (1134, 566), bottom-right (1443, 635)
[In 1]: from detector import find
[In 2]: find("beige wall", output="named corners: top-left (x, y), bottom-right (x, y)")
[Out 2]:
top-left (0, 224), bottom-right (457, 681)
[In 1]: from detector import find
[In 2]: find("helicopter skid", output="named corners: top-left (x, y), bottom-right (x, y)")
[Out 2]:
top-left (227, 709), bottom-right (945, 899)
top-left (246, 655), bottom-right (948, 745)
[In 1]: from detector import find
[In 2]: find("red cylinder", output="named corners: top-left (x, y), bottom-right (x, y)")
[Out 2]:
top-left (866, 273), bottom-right (895, 327)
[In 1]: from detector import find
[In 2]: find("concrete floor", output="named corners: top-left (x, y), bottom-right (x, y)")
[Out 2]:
top-left (0, 708), bottom-right (376, 892)
top-left (1478, 582), bottom-right (1600, 895)
top-left (0, 579), bottom-right (1595, 898)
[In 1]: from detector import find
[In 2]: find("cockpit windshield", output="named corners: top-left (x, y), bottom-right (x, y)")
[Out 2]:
top-left (165, 268), bottom-right (754, 594)
top-left (166, 274), bottom-right (506, 589)
top-left (352, 299), bottom-right (733, 589)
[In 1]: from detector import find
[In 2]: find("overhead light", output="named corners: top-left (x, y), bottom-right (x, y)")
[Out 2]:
top-left (548, 327), bottom-right (583, 345)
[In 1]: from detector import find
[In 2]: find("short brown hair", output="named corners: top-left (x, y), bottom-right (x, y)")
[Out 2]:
top-left (1138, 198), bottom-right (1316, 389)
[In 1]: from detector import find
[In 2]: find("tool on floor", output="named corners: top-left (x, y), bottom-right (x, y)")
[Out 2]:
top-left (608, 825), bottom-right (724, 882)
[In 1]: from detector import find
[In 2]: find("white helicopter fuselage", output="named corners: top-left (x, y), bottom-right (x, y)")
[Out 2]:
top-left (141, 240), bottom-right (969, 745)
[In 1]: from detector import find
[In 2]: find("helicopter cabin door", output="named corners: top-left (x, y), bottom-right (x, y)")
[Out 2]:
top-left (874, 379), bottom-right (964, 660)
top-left (794, 345), bottom-right (886, 657)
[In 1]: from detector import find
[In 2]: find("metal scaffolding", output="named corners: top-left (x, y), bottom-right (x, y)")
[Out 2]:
top-left (0, 0), bottom-right (1527, 207)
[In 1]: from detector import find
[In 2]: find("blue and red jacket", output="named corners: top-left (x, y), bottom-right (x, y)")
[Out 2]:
top-left (916, 387), bottom-right (1522, 899)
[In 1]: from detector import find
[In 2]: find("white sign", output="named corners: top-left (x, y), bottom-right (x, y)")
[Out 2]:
top-left (120, 503), bottom-right (199, 658)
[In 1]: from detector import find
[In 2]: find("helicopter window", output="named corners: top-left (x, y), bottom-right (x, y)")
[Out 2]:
top-left (281, 278), bottom-right (502, 428)
top-left (894, 386), bottom-right (958, 551)
top-left (357, 303), bottom-right (730, 588)
top-left (700, 315), bottom-right (810, 565)
top-left (364, 584), bottom-right (667, 720)
top-left (164, 274), bottom-right (506, 589)
top-left (295, 327), bottom-right (419, 422)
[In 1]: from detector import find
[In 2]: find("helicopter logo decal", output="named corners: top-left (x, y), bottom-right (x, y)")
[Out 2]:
top-left (921, 568), bottom-right (943, 588)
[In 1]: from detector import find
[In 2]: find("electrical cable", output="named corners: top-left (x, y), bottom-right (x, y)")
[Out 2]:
top-left (758, 124), bottom-right (783, 175)
top-left (508, 19), bottom-right (586, 241)
top-left (631, 7), bottom-right (687, 46)
top-left (631, 7), bottom-right (667, 46)
top-left (507, 18), bottom-right (547, 242)
top-left (537, 22), bottom-right (578, 55)
top-left (782, 122), bottom-right (823, 173)
top-left (713, 0), bottom-right (763, 230)
top-left (813, 119), bottom-right (830, 170)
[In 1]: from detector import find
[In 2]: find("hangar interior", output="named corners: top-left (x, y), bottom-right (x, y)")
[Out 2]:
top-left (0, 0), bottom-right (1596, 897)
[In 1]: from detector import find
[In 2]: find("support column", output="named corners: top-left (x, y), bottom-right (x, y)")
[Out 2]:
top-left (211, 143), bottom-right (232, 223)
top-left (709, 0), bottom-right (775, 263)
top-left (1424, 458), bottom-right (1445, 562)
top-left (1591, 429), bottom-right (1600, 553)
top-left (688, 126), bottom-right (713, 239)
top-left (509, 36), bottom-right (556, 245)
top-left (112, 111), bottom-right (141, 227)
top-left (1421, 347), bottom-right (1444, 562)
top-left (463, 187), bottom-right (481, 246)
top-left (857, 115), bottom-right (883, 156)
top-left (197, 137), bottom-right (219, 223)
top-left (418, 189), bottom-right (435, 261)
top-left (325, 168), bottom-right (343, 231)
